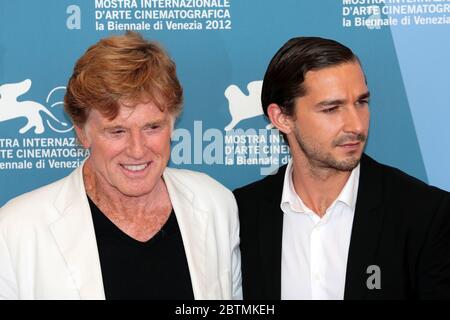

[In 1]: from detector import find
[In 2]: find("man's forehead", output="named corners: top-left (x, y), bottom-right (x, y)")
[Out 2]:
top-left (305, 61), bottom-right (363, 78)
top-left (303, 63), bottom-right (366, 90)
top-left (89, 104), bottom-right (170, 125)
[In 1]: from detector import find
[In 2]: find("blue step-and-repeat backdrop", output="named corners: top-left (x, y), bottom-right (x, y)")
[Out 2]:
top-left (1, 0), bottom-right (450, 206)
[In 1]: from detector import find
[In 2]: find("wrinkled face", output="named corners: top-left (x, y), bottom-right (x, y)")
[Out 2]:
top-left (76, 101), bottom-right (173, 197)
top-left (288, 61), bottom-right (370, 171)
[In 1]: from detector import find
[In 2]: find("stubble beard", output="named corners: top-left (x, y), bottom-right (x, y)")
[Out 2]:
top-left (293, 127), bottom-right (366, 173)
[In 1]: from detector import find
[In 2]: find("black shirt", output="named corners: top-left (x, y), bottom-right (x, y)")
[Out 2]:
top-left (88, 196), bottom-right (195, 300)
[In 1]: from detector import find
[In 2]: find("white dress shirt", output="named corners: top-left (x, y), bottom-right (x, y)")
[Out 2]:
top-left (281, 160), bottom-right (360, 300)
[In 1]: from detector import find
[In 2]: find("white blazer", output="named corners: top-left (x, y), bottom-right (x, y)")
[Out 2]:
top-left (0, 165), bottom-right (242, 300)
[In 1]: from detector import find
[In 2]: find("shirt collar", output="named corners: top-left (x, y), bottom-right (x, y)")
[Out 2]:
top-left (281, 159), bottom-right (360, 214)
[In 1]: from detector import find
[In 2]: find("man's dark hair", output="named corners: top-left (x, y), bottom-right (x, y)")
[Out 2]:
top-left (261, 37), bottom-right (358, 117)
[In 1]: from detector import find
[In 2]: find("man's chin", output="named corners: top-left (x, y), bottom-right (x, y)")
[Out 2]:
top-left (115, 186), bottom-right (155, 198)
top-left (333, 155), bottom-right (362, 171)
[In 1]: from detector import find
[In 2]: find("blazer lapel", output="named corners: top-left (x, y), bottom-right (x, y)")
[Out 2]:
top-left (49, 166), bottom-right (105, 300)
top-left (344, 154), bottom-right (385, 299)
top-left (258, 166), bottom-right (286, 299)
top-left (163, 168), bottom-right (209, 299)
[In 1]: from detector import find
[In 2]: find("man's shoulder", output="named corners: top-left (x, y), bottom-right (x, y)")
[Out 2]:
top-left (164, 167), bottom-right (238, 223)
top-left (233, 165), bottom-right (287, 200)
top-left (165, 166), bottom-right (231, 195)
top-left (362, 154), bottom-right (449, 198)
top-left (164, 167), bottom-right (237, 212)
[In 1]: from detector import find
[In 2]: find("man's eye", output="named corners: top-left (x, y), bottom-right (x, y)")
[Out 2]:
top-left (145, 125), bottom-right (160, 131)
top-left (108, 129), bottom-right (125, 135)
top-left (323, 106), bottom-right (338, 113)
top-left (357, 99), bottom-right (369, 106)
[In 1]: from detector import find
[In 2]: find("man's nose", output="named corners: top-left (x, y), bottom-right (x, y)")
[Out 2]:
top-left (127, 131), bottom-right (146, 159)
top-left (343, 107), bottom-right (365, 134)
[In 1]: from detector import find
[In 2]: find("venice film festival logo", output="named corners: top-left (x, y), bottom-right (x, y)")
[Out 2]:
top-left (0, 79), bottom-right (85, 174)
top-left (223, 80), bottom-right (289, 174)
top-left (171, 79), bottom-right (289, 174)
top-left (0, 79), bottom-right (72, 134)
top-left (224, 80), bottom-right (272, 131)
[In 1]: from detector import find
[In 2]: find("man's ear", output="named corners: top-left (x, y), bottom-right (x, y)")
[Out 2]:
top-left (267, 103), bottom-right (294, 135)
top-left (75, 125), bottom-right (90, 149)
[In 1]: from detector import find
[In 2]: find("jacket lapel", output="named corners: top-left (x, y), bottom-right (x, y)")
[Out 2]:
top-left (344, 154), bottom-right (384, 299)
top-left (49, 165), bottom-right (105, 300)
top-left (163, 168), bottom-right (209, 299)
top-left (258, 166), bottom-right (286, 299)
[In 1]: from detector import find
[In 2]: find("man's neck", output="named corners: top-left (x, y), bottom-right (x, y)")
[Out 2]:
top-left (82, 160), bottom-right (170, 220)
top-left (291, 157), bottom-right (352, 217)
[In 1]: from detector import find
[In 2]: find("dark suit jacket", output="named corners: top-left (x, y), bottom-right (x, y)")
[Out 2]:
top-left (234, 154), bottom-right (450, 299)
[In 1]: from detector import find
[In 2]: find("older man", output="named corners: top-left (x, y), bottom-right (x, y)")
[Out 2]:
top-left (0, 32), bottom-right (242, 300)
